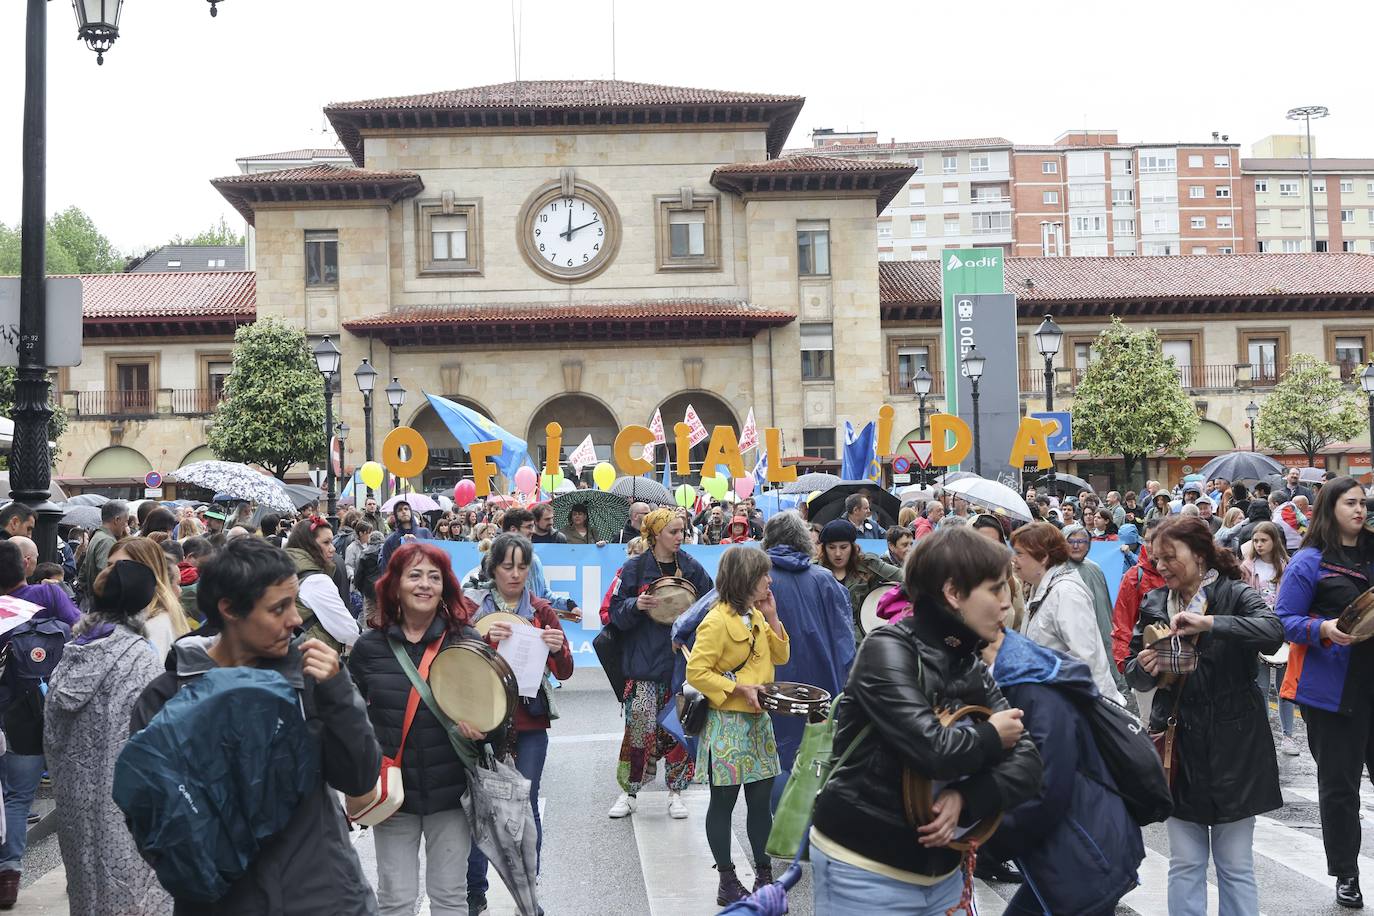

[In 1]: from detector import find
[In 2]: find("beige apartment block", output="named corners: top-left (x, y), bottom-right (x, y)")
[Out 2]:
top-left (1244, 134), bottom-right (1374, 257)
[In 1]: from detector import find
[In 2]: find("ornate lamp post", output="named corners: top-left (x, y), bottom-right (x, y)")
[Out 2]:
top-left (386, 377), bottom-right (407, 429)
top-left (312, 336), bottom-right (341, 525)
top-left (1035, 314), bottom-right (1063, 496)
top-left (913, 367), bottom-right (932, 487)
top-left (1245, 400), bottom-right (1260, 452)
top-left (963, 346), bottom-right (986, 477)
top-left (1361, 367), bottom-right (1374, 466)
top-left (354, 358), bottom-right (378, 499)
top-left (1286, 105), bottom-right (1330, 253)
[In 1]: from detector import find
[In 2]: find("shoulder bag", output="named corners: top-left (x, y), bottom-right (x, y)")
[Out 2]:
top-left (678, 623), bottom-right (758, 738)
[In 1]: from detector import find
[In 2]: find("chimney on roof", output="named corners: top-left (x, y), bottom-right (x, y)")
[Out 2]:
top-left (1212, 131), bottom-right (1220, 141)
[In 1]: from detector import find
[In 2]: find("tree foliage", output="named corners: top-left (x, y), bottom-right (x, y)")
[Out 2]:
top-left (1256, 353), bottom-right (1365, 465)
top-left (1070, 318), bottom-right (1199, 487)
top-left (0, 206), bottom-right (122, 275)
top-left (167, 215), bottom-right (244, 248)
top-left (209, 319), bottom-right (325, 479)
top-left (0, 369), bottom-right (68, 470)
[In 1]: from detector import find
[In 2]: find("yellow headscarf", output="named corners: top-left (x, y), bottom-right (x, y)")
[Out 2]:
top-left (640, 507), bottom-right (676, 547)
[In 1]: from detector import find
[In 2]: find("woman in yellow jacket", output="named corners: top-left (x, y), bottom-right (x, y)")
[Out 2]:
top-left (686, 545), bottom-right (790, 906)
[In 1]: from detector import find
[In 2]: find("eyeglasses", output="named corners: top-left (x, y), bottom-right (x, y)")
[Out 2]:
top-left (1066, 537), bottom-right (1091, 546)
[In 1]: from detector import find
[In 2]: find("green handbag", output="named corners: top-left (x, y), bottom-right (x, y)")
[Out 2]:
top-left (764, 692), bottom-right (870, 860)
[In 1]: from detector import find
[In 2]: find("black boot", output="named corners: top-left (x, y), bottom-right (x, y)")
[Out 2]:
top-left (1338, 876), bottom-right (1364, 909)
top-left (753, 859), bottom-right (775, 891)
top-left (715, 864), bottom-right (749, 906)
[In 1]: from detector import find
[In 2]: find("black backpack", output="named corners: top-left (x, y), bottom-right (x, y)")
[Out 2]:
top-left (1080, 694), bottom-right (1174, 825)
top-left (353, 544), bottom-right (383, 599)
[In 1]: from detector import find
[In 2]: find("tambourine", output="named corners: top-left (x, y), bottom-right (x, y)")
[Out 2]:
top-left (902, 705), bottom-right (1002, 852)
top-left (645, 576), bottom-right (698, 625)
top-left (427, 639), bottom-right (517, 733)
top-left (758, 682), bottom-right (831, 720)
top-left (1337, 588), bottom-right (1374, 643)
top-left (474, 611), bottom-right (529, 639)
top-left (859, 583), bottom-right (902, 637)
top-left (1259, 644), bottom-right (1290, 668)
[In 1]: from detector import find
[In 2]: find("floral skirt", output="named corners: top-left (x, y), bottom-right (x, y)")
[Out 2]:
top-left (694, 707), bottom-right (780, 787)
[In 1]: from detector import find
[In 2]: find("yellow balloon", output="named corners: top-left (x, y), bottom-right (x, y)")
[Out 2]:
top-left (593, 461), bottom-right (617, 491)
top-left (360, 461), bottom-right (384, 490)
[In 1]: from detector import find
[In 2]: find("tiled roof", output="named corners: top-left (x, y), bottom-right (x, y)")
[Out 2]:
top-left (1243, 157), bottom-right (1374, 172)
top-left (127, 244), bottom-right (246, 273)
top-left (711, 155), bottom-right (916, 213)
top-left (324, 79), bottom-right (805, 163)
top-left (784, 137), bottom-right (1012, 156)
top-left (211, 165), bottom-right (424, 225)
top-left (55, 270), bottom-right (256, 336)
top-left (879, 253), bottom-right (1374, 318)
top-left (236, 147), bottom-right (350, 162)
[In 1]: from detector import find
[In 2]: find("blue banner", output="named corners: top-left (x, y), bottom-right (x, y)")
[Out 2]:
top-left (430, 539), bottom-right (1127, 669)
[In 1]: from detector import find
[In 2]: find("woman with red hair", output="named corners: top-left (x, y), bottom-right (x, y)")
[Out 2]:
top-left (347, 542), bottom-right (486, 916)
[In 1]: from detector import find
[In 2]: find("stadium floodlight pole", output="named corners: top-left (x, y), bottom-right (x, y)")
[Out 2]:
top-left (1286, 105), bottom-right (1329, 253)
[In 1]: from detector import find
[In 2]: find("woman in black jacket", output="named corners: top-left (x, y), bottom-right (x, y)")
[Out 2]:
top-left (811, 526), bottom-right (1042, 915)
top-left (1126, 515), bottom-right (1283, 916)
top-left (347, 541), bottom-right (486, 916)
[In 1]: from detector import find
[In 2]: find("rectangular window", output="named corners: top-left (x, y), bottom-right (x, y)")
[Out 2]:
top-left (1344, 240), bottom-right (1358, 252)
top-left (943, 186), bottom-right (959, 204)
top-left (797, 221), bottom-right (831, 276)
top-left (113, 361), bottom-right (153, 414)
top-left (800, 323), bottom-right (834, 379)
top-left (1112, 158), bottom-right (1134, 177)
top-left (1341, 209), bottom-right (1355, 223)
top-left (1140, 179), bottom-right (1177, 203)
top-left (1313, 179), bottom-right (1327, 193)
top-left (1042, 160), bottom-right (1058, 174)
top-left (1139, 154), bottom-right (1177, 173)
top-left (1316, 210), bottom-right (1328, 223)
top-left (1188, 155), bottom-right (1203, 168)
top-left (909, 160), bottom-right (924, 175)
top-left (1071, 242), bottom-right (1108, 257)
top-left (1189, 185), bottom-right (1205, 199)
top-left (1215, 186), bottom-right (1231, 198)
top-left (1257, 240), bottom-right (1271, 252)
top-left (1368, 181), bottom-right (1374, 196)
top-left (1255, 179), bottom-right (1269, 193)
top-left (1113, 218), bottom-right (1136, 235)
top-left (1256, 209), bottom-right (1270, 224)
top-left (802, 428), bottom-right (837, 460)
top-left (1281, 239), bottom-right (1303, 253)
top-left (1334, 334), bottom-right (1369, 379)
top-left (656, 194), bottom-right (719, 271)
top-left (1369, 208), bottom-right (1374, 223)
top-left (1190, 216), bottom-right (1206, 229)
top-left (669, 210), bottom-right (707, 257)
top-left (1279, 181), bottom-right (1300, 196)
top-left (206, 360), bottom-right (232, 400)
top-left (1248, 337), bottom-right (1281, 381)
top-left (1316, 240), bottom-right (1329, 252)
top-left (876, 223), bottom-right (893, 241)
top-left (430, 214), bottom-right (468, 262)
top-left (1109, 190), bottom-right (1133, 208)
top-left (1141, 241), bottom-right (1177, 256)
top-left (894, 344), bottom-right (931, 394)
top-left (1219, 246), bottom-right (1233, 254)
top-left (908, 186), bottom-right (924, 205)
top-left (1071, 215), bottom-right (1107, 235)
top-left (973, 212), bottom-right (1011, 234)
top-left (969, 154), bottom-right (990, 173)
top-left (1341, 179), bottom-right (1354, 193)
top-left (304, 230), bottom-right (338, 287)
top-left (1068, 186), bottom-right (1106, 206)
top-left (943, 155), bottom-right (958, 173)
top-left (944, 217), bottom-right (961, 236)
top-left (1214, 155), bottom-right (1230, 168)
top-left (1163, 340), bottom-right (1195, 386)
top-left (1217, 215), bottom-right (1233, 229)
top-left (1043, 190), bottom-right (1060, 204)
top-left (1144, 212), bottom-right (1179, 234)
top-left (910, 218), bottom-right (927, 237)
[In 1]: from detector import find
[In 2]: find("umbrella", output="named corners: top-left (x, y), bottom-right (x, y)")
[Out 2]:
top-left (1183, 473), bottom-right (1205, 484)
top-left (1197, 452), bottom-right (1285, 484)
top-left (717, 860), bottom-right (804, 915)
top-left (807, 482), bottom-right (901, 528)
top-left (942, 477), bottom-right (1033, 522)
top-left (934, 471), bottom-right (980, 486)
top-left (1261, 473), bottom-right (1287, 493)
top-left (551, 490), bottom-right (630, 542)
top-left (781, 472), bottom-right (841, 495)
top-left (60, 505), bottom-right (102, 528)
top-left (609, 476), bottom-right (675, 507)
top-left (172, 461), bottom-right (295, 512)
top-left (1029, 471), bottom-right (1091, 495)
top-left (1298, 466), bottom-right (1326, 484)
top-left (434, 494), bottom-right (454, 511)
top-left (65, 493), bottom-right (108, 507)
top-left (898, 484), bottom-right (936, 501)
top-left (280, 483), bottom-right (325, 511)
top-left (383, 493), bottom-right (440, 513)
top-left (0, 473), bottom-right (66, 502)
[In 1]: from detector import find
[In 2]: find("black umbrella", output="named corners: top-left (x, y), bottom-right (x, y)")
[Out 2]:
top-left (781, 472), bottom-right (842, 495)
top-left (807, 482), bottom-right (901, 529)
top-left (1030, 471), bottom-right (1091, 495)
top-left (66, 493), bottom-right (109, 507)
top-left (1197, 452), bottom-right (1285, 484)
top-left (551, 490), bottom-right (630, 543)
top-left (281, 483), bottom-right (326, 510)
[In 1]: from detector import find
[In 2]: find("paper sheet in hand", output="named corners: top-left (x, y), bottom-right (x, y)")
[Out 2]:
top-left (0, 595), bottom-right (42, 638)
top-left (496, 625), bottom-right (550, 698)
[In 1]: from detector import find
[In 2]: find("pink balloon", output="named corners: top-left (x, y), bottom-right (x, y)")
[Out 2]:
top-left (514, 466), bottom-right (538, 494)
top-left (453, 479), bottom-right (476, 506)
top-left (733, 476), bottom-right (755, 499)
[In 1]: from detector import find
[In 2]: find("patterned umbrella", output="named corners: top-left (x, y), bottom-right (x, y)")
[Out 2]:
top-left (551, 490), bottom-right (630, 542)
top-left (171, 461), bottom-right (295, 512)
top-left (781, 472), bottom-right (841, 495)
top-left (609, 476), bottom-right (675, 507)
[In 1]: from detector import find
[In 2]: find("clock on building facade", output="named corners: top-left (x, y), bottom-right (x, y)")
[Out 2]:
top-left (518, 179), bottom-right (621, 282)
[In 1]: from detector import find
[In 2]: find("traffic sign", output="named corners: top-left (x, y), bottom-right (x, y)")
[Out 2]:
top-left (1031, 412), bottom-right (1073, 453)
top-left (144, 487), bottom-right (164, 499)
top-left (892, 456), bottom-right (911, 474)
top-left (905, 439), bottom-right (934, 469)
top-left (144, 471), bottom-right (162, 489)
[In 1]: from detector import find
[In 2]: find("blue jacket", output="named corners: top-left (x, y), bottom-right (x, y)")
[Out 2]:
top-left (379, 522), bottom-right (433, 570)
top-left (610, 550), bottom-right (712, 683)
top-left (988, 629), bottom-right (1144, 916)
top-left (1277, 542), bottom-right (1374, 714)
top-left (671, 545), bottom-right (855, 771)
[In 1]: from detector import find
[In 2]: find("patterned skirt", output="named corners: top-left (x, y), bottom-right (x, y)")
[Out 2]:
top-left (694, 707), bottom-right (780, 787)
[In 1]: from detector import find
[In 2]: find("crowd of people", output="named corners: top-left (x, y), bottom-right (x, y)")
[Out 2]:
top-left (0, 462), bottom-right (1368, 914)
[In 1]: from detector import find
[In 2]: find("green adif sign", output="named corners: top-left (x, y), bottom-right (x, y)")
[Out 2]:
top-left (940, 250), bottom-right (1005, 416)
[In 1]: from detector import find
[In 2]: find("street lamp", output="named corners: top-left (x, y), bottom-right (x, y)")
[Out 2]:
top-left (963, 345), bottom-right (986, 477)
top-left (1245, 400), bottom-right (1260, 452)
top-left (312, 336), bottom-right (341, 525)
top-left (1287, 105), bottom-right (1330, 253)
top-left (72, 0), bottom-right (124, 65)
top-left (913, 367), bottom-right (933, 486)
top-left (1361, 366), bottom-right (1374, 467)
top-left (1035, 314), bottom-right (1063, 495)
top-left (354, 358), bottom-right (378, 499)
top-left (386, 377), bottom-right (407, 429)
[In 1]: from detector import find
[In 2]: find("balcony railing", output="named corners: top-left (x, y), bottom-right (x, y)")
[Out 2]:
top-left (890, 369), bottom-right (946, 398)
top-left (172, 389), bottom-right (223, 416)
top-left (71, 388), bottom-right (222, 419)
top-left (75, 390), bottom-right (154, 418)
top-left (1015, 362), bottom-right (1298, 399)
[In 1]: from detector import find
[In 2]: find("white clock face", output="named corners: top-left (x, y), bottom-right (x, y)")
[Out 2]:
top-left (531, 196), bottom-right (606, 271)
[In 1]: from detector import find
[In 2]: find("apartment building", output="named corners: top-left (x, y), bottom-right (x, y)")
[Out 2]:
top-left (1243, 134), bottom-right (1374, 259)
top-left (801, 129), bottom-right (1250, 260)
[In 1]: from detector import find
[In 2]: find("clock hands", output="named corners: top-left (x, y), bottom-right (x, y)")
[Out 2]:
top-left (565, 217), bottom-right (600, 237)
top-left (562, 205), bottom-right (573, 242)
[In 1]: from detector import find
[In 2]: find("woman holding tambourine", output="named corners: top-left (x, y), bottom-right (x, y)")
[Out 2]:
top-left (1275, 476), bottom-right (1374, 910)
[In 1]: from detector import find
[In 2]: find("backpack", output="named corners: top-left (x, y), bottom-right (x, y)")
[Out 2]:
top-left (1080, 694), bottom-right (1174, 826)
top-left (114, 667), bottom-right (320, 903)
top-left (353, 544), bottom-right (383, 599)
top-left (0, 617), bottom-right (72, 711)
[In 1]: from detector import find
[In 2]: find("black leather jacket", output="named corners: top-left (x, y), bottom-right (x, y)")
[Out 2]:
top-left (813, 602), bottom-right (1042, 878)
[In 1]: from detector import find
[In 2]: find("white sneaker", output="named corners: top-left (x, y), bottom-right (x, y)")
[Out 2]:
top-left (1281, 735), bottom-right (1301, 756)
top-left (668, 791), bottom-right (689, 819)
top-left (608, 793), bottom-right (636, 818)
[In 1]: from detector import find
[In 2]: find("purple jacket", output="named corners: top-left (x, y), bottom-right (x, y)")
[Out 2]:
top-left (11, 582), bottom-right (81, 627)
top-left (1276, 544), bottom-right (1374, 714)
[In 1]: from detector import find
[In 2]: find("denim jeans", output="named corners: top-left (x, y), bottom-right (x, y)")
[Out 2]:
top-left (466, 729), bottom-right (549, 897)
top-left (0, 753), bottom-right (46, 872)
top-left (811, 843), bottom-right (963, 915)
top-left (1166, 816), bottom-right (1259, 916)
top-left (1256, 664), bottom-right (1296, 736)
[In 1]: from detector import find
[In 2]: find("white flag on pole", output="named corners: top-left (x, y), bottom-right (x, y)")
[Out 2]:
top-left (738, 407), bottom-right (759, 454)
top-left (567, 435), bottom-right (598, 474)
top-left (684, 404), bottom-right (709, 447)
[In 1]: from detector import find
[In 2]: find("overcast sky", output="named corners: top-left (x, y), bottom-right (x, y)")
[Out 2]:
top-left (2, 0), bottom-right (1371, 255)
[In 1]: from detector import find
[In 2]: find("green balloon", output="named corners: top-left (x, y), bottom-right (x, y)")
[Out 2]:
top-left (702, 475), bottom-right (728, 499)
top-left (674, 484), bottom-right (695, 508)
top-left (540, 472), bottom-right (566, 492)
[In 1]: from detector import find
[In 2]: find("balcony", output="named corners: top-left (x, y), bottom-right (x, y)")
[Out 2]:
top-left (1016, 363), bottom-right (1294, 399)
top-left (890, 369), bottom-right (947, 398)
top-left (70, 388), bottom-right (223, 419)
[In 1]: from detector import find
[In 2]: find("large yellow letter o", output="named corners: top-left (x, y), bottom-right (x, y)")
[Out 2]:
top-left (382, 426), bottom-right (429, 479)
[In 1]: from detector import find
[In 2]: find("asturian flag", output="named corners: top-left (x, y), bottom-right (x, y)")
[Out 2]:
top-left (739, 407), bottom-right (759, 454)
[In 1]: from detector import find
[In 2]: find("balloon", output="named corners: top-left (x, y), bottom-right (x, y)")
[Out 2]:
top-left (674, 484), bottom-right (695, 508)
top-left (453, 479), bottom-right (476, 506)
top-left (359, 461), bottom-right (384, 490)
top-left (702, 475), bottom-right (728, 500)
top-left (733, 477), bottom-right (755, 499)
top-left (540, 472), bottom-right (566, 493)
top-left (514, 466), bottom-right (538, 495)
top-left (593, 462), bottom-right (616, 491)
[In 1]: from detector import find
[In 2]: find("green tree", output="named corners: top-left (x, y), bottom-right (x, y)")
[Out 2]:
top-left (0, 369), bottom-right (69, 470)
top-left (1070, 317), bottom-right (1199, 489)
top-left (1256, 353), bottom-right (1365, 466)
top-left (0, 206), bottom-right (122, 274)
top-left (209, 319), bottom-right (325, 479)
top-left (168, 215), bottom-right (244, 247)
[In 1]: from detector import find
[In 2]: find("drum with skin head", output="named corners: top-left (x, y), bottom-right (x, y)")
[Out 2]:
top-left (428, 640), bottom-right (518, 733)
top-left (645, 576), bottom-right (698, 625)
